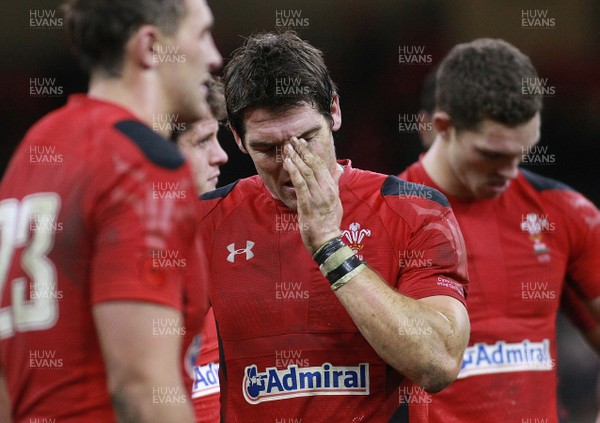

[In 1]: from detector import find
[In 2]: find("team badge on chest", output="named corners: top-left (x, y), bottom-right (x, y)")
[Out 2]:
top-left (520, 213), bottom-right (553, 263)
top-left (341, 222), bottom-right (371, 261)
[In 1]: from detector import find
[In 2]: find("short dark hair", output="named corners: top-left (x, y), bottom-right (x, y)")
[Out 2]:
top-left (206, 77), bottom-right (227, 122)
top-left (223, 31), bottom-right (337, 141)
top-left (62, 0), bottom-right (186, 77)
top-left (420, 67), bottom-right (437, 115)
top-left (436, 38), bottom-right (542, 131)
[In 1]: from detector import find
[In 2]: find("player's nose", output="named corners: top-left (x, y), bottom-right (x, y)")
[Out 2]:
top-left (498, 158), bottom-right (520, 181)
top-left (206, 35), bottom-right (222, 72)
top-left (209, 140), bottom-right (228, 166)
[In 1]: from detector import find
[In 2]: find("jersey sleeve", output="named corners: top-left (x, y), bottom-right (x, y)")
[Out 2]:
top-left (380, 177), bottom-right (469, 306)
top-left (397, 207), bottom-right (469, 306)
top-left (561, 191), bottom-right (600, 301)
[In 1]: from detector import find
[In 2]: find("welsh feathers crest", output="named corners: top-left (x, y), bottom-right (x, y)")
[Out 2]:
top-left (341, 222), bottom-right (371, 261)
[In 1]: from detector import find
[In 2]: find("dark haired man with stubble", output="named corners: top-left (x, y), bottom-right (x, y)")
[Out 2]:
top-left (400, 38), bottom-right (600, 422)
top-left (198, 31), bottom-right (470, 422)
top-left (0, 0), bottom-right (221, 421)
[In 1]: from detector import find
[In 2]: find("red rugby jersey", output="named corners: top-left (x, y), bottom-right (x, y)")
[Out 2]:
top-left (198, 161), bottom-right (468, 422)
top-left (400, 160), bottom-right (600, 423)
top-left (0, 95), bottom-right (208, 422)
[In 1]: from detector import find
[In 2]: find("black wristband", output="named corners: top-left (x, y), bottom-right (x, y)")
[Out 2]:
top-left (313, 237), bottom-right (345, 266)
top-left (326, 254), bottom-right (363, 285)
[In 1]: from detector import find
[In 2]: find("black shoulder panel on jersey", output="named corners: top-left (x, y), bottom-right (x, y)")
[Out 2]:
top-left (521, 168), bottom-right (573, 192)
top-left (201, 180), bottom-right (239, 200)
top-left (114, 119), bottom-right (184, 169)
top-left (382, 175), bottom-right (449, 207)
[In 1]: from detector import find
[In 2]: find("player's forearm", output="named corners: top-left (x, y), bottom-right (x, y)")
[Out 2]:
top-left (282, 136), bottom-right (469, 390)
top-left (94, 303), bottom-right (196, 423)
top-left (110, 379), bottom-right (194, 423)
top-left (335, 267), bottom-right (468, 393)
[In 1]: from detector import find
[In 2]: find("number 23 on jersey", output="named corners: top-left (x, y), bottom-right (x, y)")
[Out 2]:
top-left (0, 193), bottom-right (61, 339)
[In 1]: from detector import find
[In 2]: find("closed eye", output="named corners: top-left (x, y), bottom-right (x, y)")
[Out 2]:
top-left (253, 145), bottom-right (279, 155)
top-left (298, 128), bottom-right (320, 142)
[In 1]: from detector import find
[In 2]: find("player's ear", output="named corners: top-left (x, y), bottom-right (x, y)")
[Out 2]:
top-left (128, 25), bottom-right (160, 70)
top-left (330, 95), bottom-right (342, 132)
top-left (229, 123), bottom-right (248, 154)
top-left (417, 109), bottom-right (435, 148)
top-left (433, 111), bottom-right (453, 142)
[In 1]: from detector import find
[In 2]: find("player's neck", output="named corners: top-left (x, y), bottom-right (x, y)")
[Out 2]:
top-left (422, 138), bottom-right (469, 199)
top-left (88, 71), bottom-right (171, 138)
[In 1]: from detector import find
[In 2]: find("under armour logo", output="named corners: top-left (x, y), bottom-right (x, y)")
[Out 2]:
top-left (227, 241), bottom-right (255, 262)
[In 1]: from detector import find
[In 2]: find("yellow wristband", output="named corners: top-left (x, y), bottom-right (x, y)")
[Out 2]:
top-left (331, 263), bottom-right (366, 291)
top-left (319, 245), bottom-right (354, 276)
